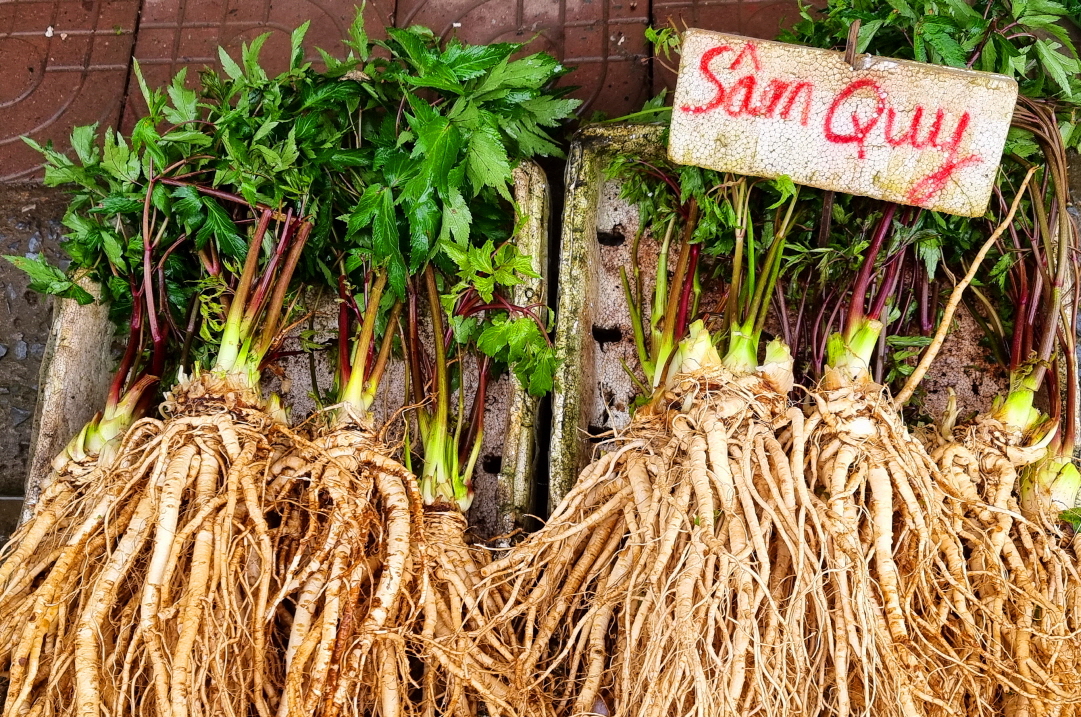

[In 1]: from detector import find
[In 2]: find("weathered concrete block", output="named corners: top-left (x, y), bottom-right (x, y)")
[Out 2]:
top-left (669, 29), bottom-right (1018, 217)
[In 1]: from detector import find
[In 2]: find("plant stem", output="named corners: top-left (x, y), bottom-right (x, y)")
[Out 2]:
top-left (846, 203), bottom-right (897, 338)
top-left (895, 167), bottom-right (1036, 406)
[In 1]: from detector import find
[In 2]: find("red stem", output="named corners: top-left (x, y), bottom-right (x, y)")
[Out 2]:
top-left (248, 209), bottom-right (294, 323)
top-left (459, 355), bottom-right (491, 470)
top-left (846, 203), bottom-right (897, 334)
top-left (867, 245), bottom-right (906, 322)
top-left (675, 244), bottom-right (701, 339)
top-left (108, 298), bottom-right (144, 407)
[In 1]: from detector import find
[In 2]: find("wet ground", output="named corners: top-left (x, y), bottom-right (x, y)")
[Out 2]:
top-left (0, 184), bottom-right (68, 540)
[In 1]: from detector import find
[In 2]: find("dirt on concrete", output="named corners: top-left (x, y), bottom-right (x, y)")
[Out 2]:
top-left (0, 185), bottom-right (68, 525)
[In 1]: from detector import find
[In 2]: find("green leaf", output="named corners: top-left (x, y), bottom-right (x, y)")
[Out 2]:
top-left (387, 27), bottom-right (436, 71)
top-left (406, 190), bottom-right (440, 269)
top-left (102, 129), bottom-right (141, 184)
top-left (164, 68), bottom-right (198, 123)
top-left (413, 116), bottom-right (462, 193)
top-left (242, 33), bottom-right (271, 82)
top-left (442, 42), bottom-right (516, 80)
top-left (466, 125), bottom-right (512, 198)
top-left (519, 96), bottom-right (581, 126)
top-left (101, 229), bottom-right (127, 271)
top-left (253, 119), bottom-right (280, 142)
top-left (856, 19), bottom-right (886, 53)
top-left (1034, 39), bottom-right (1077, 97)
top-left (5, 256), bottom-right (94, 305)
top-left (290, 20), bottom-right (311, 69)
top-left (920, 23), bottom-right (967, 67)
top-left (93, 195), bottom-right (144, 215)
top-left (886, 0), bottom-right (919, 20)
top-left (278, 128), bottom-right (300, 170)
top-left (1060, 507), bottom-right (1081, 531)
top-left (439, 185), bottom-right (472, 245)
top-left (475, 53), bottom-right (561, 98)
top-left (344, 8), bottom-right (370, 60)
top-left (161, 129), bottom-right (213, 146)
top-left (70, 124), bottom-right (99, 165)
top-left (218, 46), bottom-right (244, 80)
top-left (171, 185), bottom-right (205, 230)
top-left (131, 59), bottom-right (159, 114)
top-left (196, 199), bottom-right (245, 258)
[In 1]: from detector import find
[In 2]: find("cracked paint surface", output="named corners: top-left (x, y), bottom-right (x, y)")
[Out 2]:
top-left (669, 29), bottom-right (1018, 217)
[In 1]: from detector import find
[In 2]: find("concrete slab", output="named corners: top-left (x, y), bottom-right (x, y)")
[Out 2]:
top-left (0, 184), bottom-right (74, 495)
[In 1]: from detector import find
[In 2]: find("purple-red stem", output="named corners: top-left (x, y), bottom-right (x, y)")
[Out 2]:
top-left (248, 209), bottom-right (294, 323)
top-left (846, 203), bottom-right (897, 335)
top-left (108, 298), bottom-right (144, 406)
top-left (675, 244), bottom-right (701, 340)
top-left (867, 245), bottom-right (906, 322)
top-left (459, 355), bottom-right (491, 471)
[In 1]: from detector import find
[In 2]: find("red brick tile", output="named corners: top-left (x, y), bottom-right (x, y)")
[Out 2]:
top-left (90, 31), bottom-right (133, 65)
top-left (741, 0), bottom-right (805, 39)
top-left (46, 33), bottom-right (92, 67)
top-left (177, 25), bottom-right (223, 62)
top-left (99, 0), bottom-right (138, 29)
top-left (138, 0), bottom-right (181, 24)
top-left (133, 27), bottom-right (177, 60)
top-left (15, 2), bottom-right (57, 30)
top-left (53, 2), bottom-right (97, 31)
top-left (0, 0), bottom-right (138, 180)
top-left (183, 0), bottom-right (227, 24)
top-left (0, 5), bottom-right (19, 33)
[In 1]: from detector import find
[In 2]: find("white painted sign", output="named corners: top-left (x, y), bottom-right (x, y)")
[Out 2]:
top-left (668, 29), bottom-right (1018, 217)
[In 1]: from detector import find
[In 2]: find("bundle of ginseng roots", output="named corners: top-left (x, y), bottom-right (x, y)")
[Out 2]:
top-left (924, 401), bottom-right (1081, 716)
top-left (468, 185), bottom-right (1079, 717)
top-left (0, 209), bottom-right (414, 717)
top-left (475, 359), bottom-right (1015, 717)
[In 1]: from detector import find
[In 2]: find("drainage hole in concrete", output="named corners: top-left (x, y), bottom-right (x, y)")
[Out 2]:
top-left (482, 454), bottom-right (502, 475)
top-left (597, 229), bottom-right (625, 247)
top-left (592, 325), bottom-right (623, 346)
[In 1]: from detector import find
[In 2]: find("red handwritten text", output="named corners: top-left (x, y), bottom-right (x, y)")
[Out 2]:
top-left (682, 44), bottom-right (813, 125)
top-left (680, 41), bottom-right (982, 205)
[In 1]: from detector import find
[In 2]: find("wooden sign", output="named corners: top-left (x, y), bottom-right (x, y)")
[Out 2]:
top-left (668, 29), bottom-right (1018, 217)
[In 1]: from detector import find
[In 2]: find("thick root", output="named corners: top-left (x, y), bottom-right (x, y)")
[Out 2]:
top-left (477, 368), bottom-right (811, 717)
top-left (0, 375), bottom-right (399, 717)
top-left (925, 413), bottom-right (1081, 715)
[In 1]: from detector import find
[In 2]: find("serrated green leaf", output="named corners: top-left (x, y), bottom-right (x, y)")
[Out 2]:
top-left (196, 199), bottom-right (244, 258)
top-left (412, 116), bottom-right (462, 193)
top-left (70, 124), bottom-right (99, 165)
top-left (102, 129), bottom-right (140, 184)
top-left (290, 20), bottom-right (311, 69)
top-left (164, 68), bottom-right (198, 123)
top-left (171, 185), bottom-right (205, 230)
top-left (101, 229), bottom-right (127, 271)
top-left (218, 46), bottom-right (244, 80)
top-left (161, 129), bottom-right (213, 146)
top-left (466, 125), bottom-right (512, 198)
top-left (920, 23), bottom-right (967, 67)
top-left (856, 19), bottom-right (886, 53)
top-left (387, 27), bottom-right (436, 71)
top-left (439, 185), bottom-right (472, 245)
top-left (406, 191), bottom-right (440, 269)
top-left (242, 33), bottom-right (271, 82)
top-left (93, 195), bottom-right (144, 215)
top-left (443, 42), bottom-right (516, 80)
top-left (5, 255), bottom-right (94, 305)
top-left (1034, 39), bottom-right (1077, 97)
